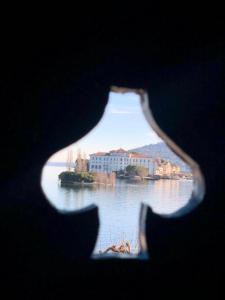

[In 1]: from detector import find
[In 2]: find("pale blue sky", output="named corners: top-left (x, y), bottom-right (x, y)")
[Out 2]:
top-left (48, 92), bottom-right (162, 162)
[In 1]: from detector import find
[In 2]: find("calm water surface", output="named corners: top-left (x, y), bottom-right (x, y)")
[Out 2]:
top-left (41, 166), bottom-right (193, 254)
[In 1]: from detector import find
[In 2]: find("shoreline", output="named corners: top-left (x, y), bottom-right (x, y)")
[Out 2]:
top-left (60, 180), bottom-right (114, 187)
top-left (60, 177), bottom-right (193, 187)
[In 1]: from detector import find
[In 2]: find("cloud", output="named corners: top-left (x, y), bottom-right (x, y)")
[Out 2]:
top-left (109, 108), bottom-right (134, 114)
top-left (107, 103), bottom-right (140, 115)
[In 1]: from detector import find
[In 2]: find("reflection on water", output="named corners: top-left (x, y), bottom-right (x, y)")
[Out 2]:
top-left (41, 166), bottom-right (193, 254)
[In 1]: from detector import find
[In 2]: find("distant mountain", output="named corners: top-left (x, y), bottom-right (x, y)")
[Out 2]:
top-left (46, 162), bottom-right (75, 167)
top-left (130, 142), bottom-right (190, 172)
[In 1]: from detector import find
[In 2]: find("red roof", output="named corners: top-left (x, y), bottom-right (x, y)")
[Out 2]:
top-left (129, 153), bottom-right (148, 158)
top-left (91, 152), bottom-right (107, 156)
top-left (90, 149), bottom-right (152, 158)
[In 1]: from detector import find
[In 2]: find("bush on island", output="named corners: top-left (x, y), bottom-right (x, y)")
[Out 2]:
top-left (58, 171), bottom-right (95, 183)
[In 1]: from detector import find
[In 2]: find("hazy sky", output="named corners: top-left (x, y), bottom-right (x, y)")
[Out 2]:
top-left (48, 92), bottom-right (162, 162)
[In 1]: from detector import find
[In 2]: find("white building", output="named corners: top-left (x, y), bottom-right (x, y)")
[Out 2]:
top-left (89, 148), bottom-right (156, 175)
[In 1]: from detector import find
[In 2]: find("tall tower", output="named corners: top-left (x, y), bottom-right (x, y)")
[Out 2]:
top-left (66, 149), bottom-right (73, 171)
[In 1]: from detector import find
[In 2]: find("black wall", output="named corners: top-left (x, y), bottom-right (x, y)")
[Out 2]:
top-left (0, 14), bottom-right (224, 297)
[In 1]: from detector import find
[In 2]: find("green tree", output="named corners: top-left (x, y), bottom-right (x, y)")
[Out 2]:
top-left (135, 166), bottom-right (148, 177)
top-left (125, 165), bottom-right (148, 177)
top-left (125, 165), bottom-right (137, 176)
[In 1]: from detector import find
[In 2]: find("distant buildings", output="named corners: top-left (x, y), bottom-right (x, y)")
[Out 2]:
top-left (89, 148), bottom-right (156, 175)
top-left (88, 148), bottom-right (183, 178)
top-left (154, 159), bottom-right (181, 177)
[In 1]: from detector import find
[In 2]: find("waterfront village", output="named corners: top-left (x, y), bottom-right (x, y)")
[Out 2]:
top-left (59, 148), bottom-right (192, 186)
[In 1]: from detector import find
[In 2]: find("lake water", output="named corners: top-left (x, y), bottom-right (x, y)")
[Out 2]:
top-left (41, 166), bottom-right (193, 254)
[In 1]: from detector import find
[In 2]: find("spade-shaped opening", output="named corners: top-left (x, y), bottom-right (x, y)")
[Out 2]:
top-left (41, 87), bottom-right (205, 259)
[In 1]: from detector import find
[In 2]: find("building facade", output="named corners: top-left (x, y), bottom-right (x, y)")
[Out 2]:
top-left (89, 148), bottom-right (156, 175)
top-left (154, 160), bottom-right (181, 177)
